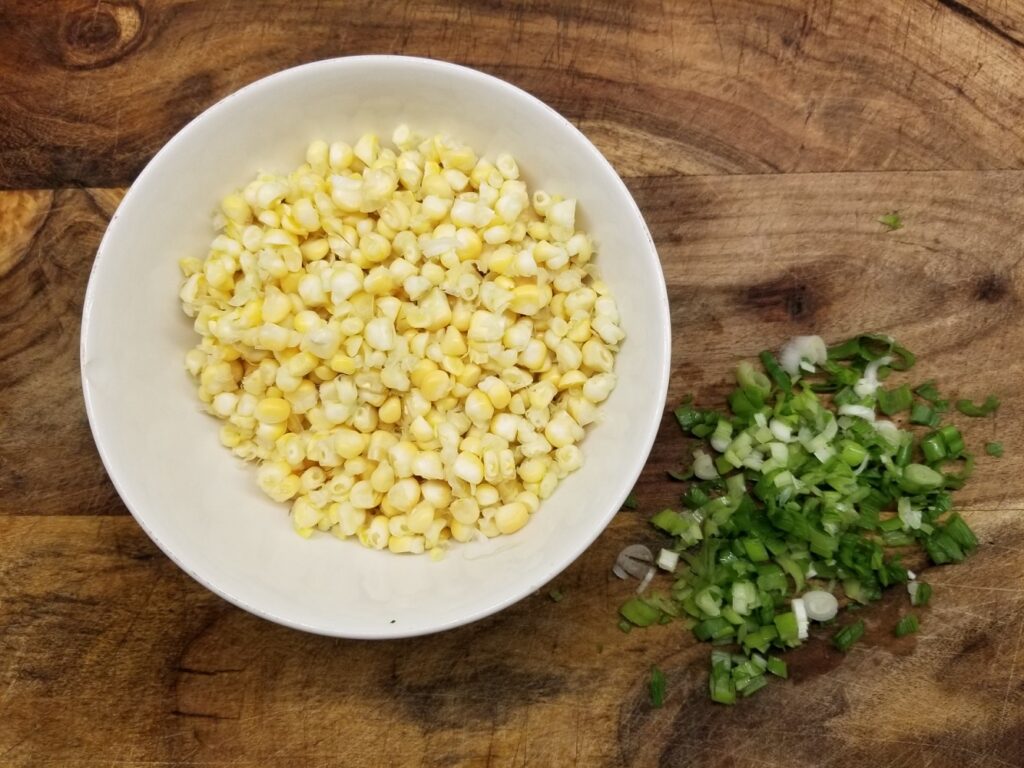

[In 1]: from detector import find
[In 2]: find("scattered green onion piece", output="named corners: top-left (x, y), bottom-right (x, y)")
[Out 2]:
top-left (649, 665), bottom-right (666, 708)
top-left (937, 425), bottom-right (964, 457)
top-left (955, 395), bottom-right (1000, 417)
top-left (914, 380), bottom-right (942, 403)
top-left (667, 469), bottom-right (691, 481)
top-left (986, 442), bottom-right (1004, 458)
top-left (879, 212), bottom-right (903, 231)
top-left (878, 385), bottom-right (912, 415)
top-left (910, 581), bottom-right (932, 607)
top-left (833, 620), bottom-right (866, 652)
top-left (920, 433), bottom-right (946, 464)
top-left (621, 492), bottom-right (639, 510)
top-left (549, 588), bottom-right (565, 603)
top-left (895, 614), bottom-right (919, 637)
top-left (766, 656), bottom-right (788, 678)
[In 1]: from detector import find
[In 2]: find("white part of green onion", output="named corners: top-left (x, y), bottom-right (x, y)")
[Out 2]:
top-left (780, 335), bottom-right (827, 376)
top-left (635, 566), bottom-right (656, 595)
top-left (838, 404), bottom-right (877, 421)
top-left (769, 419), bottom-right (793, 443)
top-left (898, 496), bottom-right (923, 530)
top-left (853, 355), bottom-right (893, 398)
top-left (802, 590), bottom-right (839, 621)
top-left (792, 597), bottom-right (810, 639)
top-left (657, 548), bottom-right (679, 572)
top-left (693, 449), bottom-right (719, 480)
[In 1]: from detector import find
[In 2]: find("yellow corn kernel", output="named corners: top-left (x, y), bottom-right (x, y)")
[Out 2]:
top-left (420, 370), bottom-right (452, 402)
top-left (254, 397), bottom-right (291, 424)
top-left (329, 353), bottom-right (357, 375)
top-left (478, 376), bottom-right (511, 410)
top-left (370, 461), bottom-right (396, 494)
top-left (387, 478), bottom-right (421, 513)
top-left (379, 395), bottom-right (402, 424)
top-left (495, 502), bottom-right (529, 534)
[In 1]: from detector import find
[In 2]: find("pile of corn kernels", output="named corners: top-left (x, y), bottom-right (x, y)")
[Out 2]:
top-left (178, 126), bottom-right (623, 556)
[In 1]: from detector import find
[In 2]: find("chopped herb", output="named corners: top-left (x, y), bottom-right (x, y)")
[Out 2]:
top-left (878, 384), bottom-right (912, 415)
top-left (986, 442), bottom-right (1004, 458)
top-left (649, 665), bottom-right (666, 708)
top-left (879, 212), bottom-right (903, 231)
top-left (956, 395), bottom-right (1000, 417)
top-left (667, 469), bottom-right (691, 481)
top-left (914, 380), bottom-right (942, 403)
top-left (910, 581), bottom-right (932, 607)
top-left (548, 588), bottom-right (565, 603)
top-left (833, 620), bottom-right (866, 652)
top-left (620, 334), bottom-right (986, 703)
top-left (895, 614), bottom-right (919, 637)
top-left (621, 492), bottom-right (639, 510)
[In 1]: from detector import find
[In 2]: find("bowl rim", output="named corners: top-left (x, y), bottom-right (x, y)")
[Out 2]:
top-left (80, 54), bottom-right (672, 638)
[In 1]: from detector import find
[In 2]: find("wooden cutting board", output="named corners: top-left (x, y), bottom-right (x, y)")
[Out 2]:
top-left (1, 2), bottom-right (1022, 766)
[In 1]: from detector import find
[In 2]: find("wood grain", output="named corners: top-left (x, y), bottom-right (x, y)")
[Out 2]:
top-left (1, 168), bottom-right (1022, 765)
top-left (5, 0), bottom-right (1024, 187)
top-left (4, 0), bottom-right (1024, 764)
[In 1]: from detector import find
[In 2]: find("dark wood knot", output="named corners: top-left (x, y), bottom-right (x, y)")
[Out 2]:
top-left (60, 1), bottom-right (145, 70)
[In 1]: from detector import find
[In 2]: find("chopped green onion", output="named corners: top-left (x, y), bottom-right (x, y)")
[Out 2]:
top-left (879, 212), bottom-right (903, 231)
top-left (709, 660), bottom-right (736, 705)
top-left (759, 350), bottom-right (792, 393)
top-left (630, 334), bottom-right (985, 703)
top-left (739, 674), bottom-right (768, 697)
top-left (900, 463), bottom-right (945, 494)
top-left (920, 433), bottom-right (946, 464)
top-left (910, 581), bottom-right (932, 606)
top-left (766, 656), bottom-right (788, 678)
top-left (910, 402), bottom-right (940, 427)
top-left (667, 469), bottom-right (691, 481)
top-left (833, 620), bottom-right (866, 652)
top-left (938, 425), bottom-right (964, 457)
top-left (620, 598), bottom-right (661, 627)
top-left (914, 380), bottom-right (942, 403)
top-left (895, 614), bottom-right (919, 637)
top-left (986, 442), bottom-right (1004, 458)
top-left (649, 665), bottom-right (666, 708)
top-left (737, 361), bottom-right (772, 397)
top-left (621, 492), bottom-right (639, 510)
top-left (773, 611), bottom-right (800, 646)
top-left (878, 385), bottom-right (912, 415)
top-left (955, 395), bottom-right (1000, 417)
top-left (943, 513), bottom-right (978, 552)
top-left (548, 588), bottom-right (565, 603)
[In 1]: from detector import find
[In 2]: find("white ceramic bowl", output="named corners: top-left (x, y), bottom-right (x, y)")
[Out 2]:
top-left (81, 56), bottom-right (670, 638)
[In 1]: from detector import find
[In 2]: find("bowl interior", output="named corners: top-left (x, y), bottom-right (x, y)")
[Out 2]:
top-left (82, 56), bottom-right (670, 638)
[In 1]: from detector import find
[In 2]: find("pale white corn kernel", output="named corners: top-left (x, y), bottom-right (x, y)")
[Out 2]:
top-left (545, 411), bottom-right (582, 449)
top-left (421, 479), bottom-right (453, 509)
top-left (475, 483), bottom-right (501, 507)
top-left (583, 373), bottom-right (617, 403)
top-left (412, 450), bottom-right (445, 480)
top-left (454, 452), bottom-right (485, 484)
top-left (450, 497), bottom-right (481, 525)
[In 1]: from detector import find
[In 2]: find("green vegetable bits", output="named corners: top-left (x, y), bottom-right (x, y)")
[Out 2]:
top-left (620, 334), bottom-right (996, 704)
